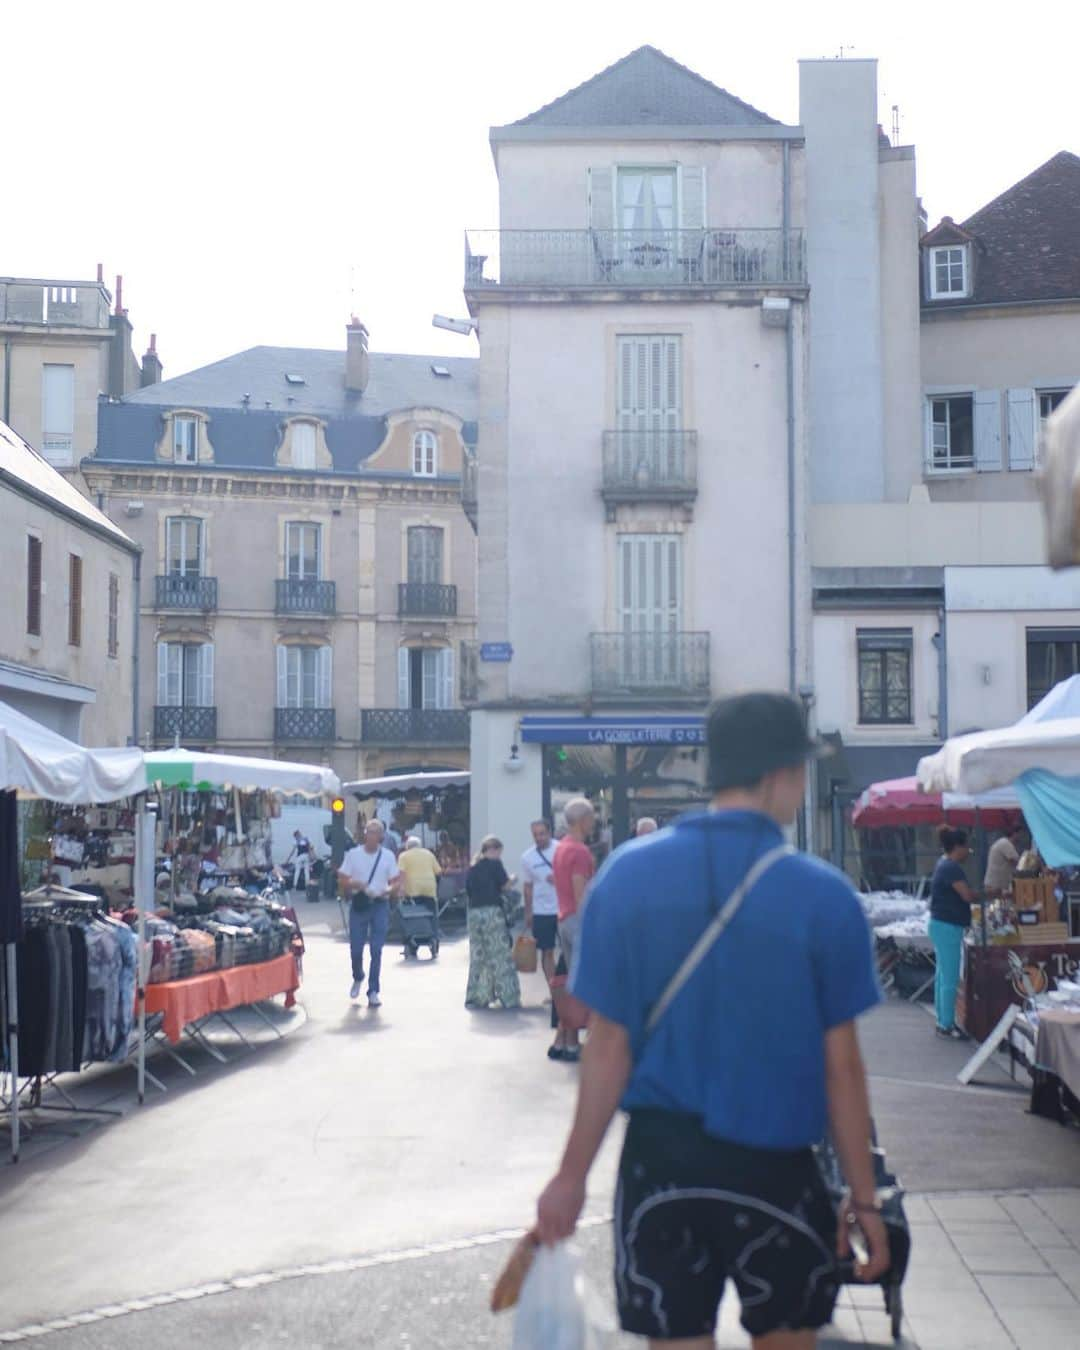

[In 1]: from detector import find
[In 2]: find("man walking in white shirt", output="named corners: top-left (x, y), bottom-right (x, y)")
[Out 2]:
top-left (338, 820), bottom-right (401, 1007)
top-left (522, 819), bottom-right (560, 988)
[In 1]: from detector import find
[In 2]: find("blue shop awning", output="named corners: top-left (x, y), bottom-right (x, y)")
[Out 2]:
top-left (520, 715), bottom-right (705, 746)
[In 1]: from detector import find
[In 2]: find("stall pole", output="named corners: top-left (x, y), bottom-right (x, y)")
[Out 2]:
top-left (5, 943), bottom-right (19, 1162)
top-left (134, 802), bottom-right (156, 1105)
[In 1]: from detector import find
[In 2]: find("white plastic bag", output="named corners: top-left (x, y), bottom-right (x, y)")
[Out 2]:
top-left (512, 1242), bottom-right (608, 1350)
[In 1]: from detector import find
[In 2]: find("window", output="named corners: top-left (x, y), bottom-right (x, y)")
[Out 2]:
top-left (1039, 389), bottom-right (1070, 426)
top-left (68, 554), bottom-right (83, 647)
top-left (412, 430), bottom-right (437, 477)
top-left (41, 364), bottom-right (75, 466)
top-left (398, 647), bottom-right (454, 710)
top-left (929, 395), bottom-right (974, 471)
top-left (285, 521), bottom-right (322, 580)
top-left (928, 245), bottom-right (969, 299)
top-left (173, 416), bottom-right (198, 463)
top-left (157, 642), bottom-right (214, 707)
top-left (857, 630), bottom-right (913, 725)
top-left (407, 525), bottom-right (443, 584)
top-left (277, 645), bottom-right (332, 709)
top-left (26, 536), bottom-right (42, 637)
top-left (617, 167), bottom-right (678, 235)
top-left (616, 534), bottom-right (683, 685)
top-left (107, 573), bottom-right (119, 659)
top-left (1027, 629), bottom-right (1080, 709)
top-left (291, 421), bottom-right (316, 469)
top-left (616, 335), bottom-right (683, 477)
top-left (165, 517), bottom-right (203, 577)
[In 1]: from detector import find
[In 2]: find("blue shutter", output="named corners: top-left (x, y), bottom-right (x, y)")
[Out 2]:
top-left (974, 390), bottom-right (1003, 472)
top-left (1007, 388), bottom-right (1037, 471)
top-left (588, 167), bottom-right (614, 231)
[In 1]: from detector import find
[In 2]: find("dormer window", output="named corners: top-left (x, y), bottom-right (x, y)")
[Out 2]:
top-left (174, 415), bottom-right (198, 463)
top-left (929, 245), bottom-right (969, 300)
top-left (292, 421), bottom-right (316, 470)
top-left (413, 430), bottom-right (438, 477)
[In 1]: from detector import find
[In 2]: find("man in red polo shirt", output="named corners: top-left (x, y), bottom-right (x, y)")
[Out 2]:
top-left (552, 797), bottom-right (596, 1062)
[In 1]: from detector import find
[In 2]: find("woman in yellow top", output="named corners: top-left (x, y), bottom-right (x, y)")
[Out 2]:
top-left (398, 836), bottom-right (442, 904)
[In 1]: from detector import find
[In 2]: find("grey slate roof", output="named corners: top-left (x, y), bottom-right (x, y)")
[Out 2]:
top-left (509, 46), bottom-right (777, 129)
top-left (95, 345), bottom-right (477, 474)
top-left (124, 346), bottom-right (478, 421)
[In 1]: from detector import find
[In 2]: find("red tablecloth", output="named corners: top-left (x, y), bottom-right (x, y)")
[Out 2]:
top-left (145, 955), bottom-right (300, 1043)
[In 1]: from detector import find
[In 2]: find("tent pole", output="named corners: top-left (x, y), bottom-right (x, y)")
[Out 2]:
top-left (134, 802), bottom-right (155, 1105)
top-left (5, 943), bottom-right (18, 1162)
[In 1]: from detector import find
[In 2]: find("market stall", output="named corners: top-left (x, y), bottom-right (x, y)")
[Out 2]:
top-left (0, 700), bottom-right (147, 1162)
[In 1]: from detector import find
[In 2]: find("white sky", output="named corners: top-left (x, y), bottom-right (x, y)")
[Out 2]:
top-left (6, 0), bottom-right (1076, 378)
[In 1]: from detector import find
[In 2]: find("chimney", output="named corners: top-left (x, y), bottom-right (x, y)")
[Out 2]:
top-left (96, 262), bottom-right (104, 284)
top-left (108, 273), bottom-right (134, 398)
top-left (140, 332), bottom-right (163, 387)
top-left (345, 316), bottom-right (369, 393)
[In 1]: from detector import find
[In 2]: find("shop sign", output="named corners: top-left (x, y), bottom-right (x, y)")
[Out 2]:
top-left (480, 642), bottom-right (514, 662)
top-left (521, 716), bottom-right (705, 746)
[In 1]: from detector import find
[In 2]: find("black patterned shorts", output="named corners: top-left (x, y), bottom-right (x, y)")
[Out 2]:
top-left (615, 1110), bottom-right (840, 1341)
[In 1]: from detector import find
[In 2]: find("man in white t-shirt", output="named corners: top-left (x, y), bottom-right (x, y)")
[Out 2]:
top-left (338, 819), bottom-right (402, 1007)
top-left (522, 818), bottom-right (560, 987)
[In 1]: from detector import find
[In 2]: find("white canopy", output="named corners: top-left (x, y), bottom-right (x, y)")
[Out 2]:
top-left (344, 770), bottom-right (469, 799)
top-left (144, 748), bottom-right (340, 797)
top-left (918, 676), bottom-right (1080, 796)
top-left (0, 699), bottom-right (146, 803)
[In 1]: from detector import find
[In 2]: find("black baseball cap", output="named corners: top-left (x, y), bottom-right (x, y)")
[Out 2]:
top-left (706, 692), bottom-right (830, 791)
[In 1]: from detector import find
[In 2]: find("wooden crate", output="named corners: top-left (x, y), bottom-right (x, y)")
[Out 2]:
top-left (1013, 876), bottom-right (1058, 923)
top-left (1013, 922), bottom-right (1069, 944)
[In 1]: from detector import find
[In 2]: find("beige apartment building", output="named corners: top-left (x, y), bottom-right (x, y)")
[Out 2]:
top-left (83, 324), bottom-right (477, 783)
top-left (0, 418), bottom-right (138, 744)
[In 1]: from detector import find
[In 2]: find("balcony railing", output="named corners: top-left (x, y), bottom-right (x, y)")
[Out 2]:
top-left (275, 707), bottom-right (336, 741)
top-left (153, 705), bottom-right (217, 743)
top-left (601, 431), bottom-right (698, 509)
top-left (155, 574), bottom-right (218, 610)
top-left (398, 582), bottom-right (458, 617)
top-left (465, 229), bottom-right (805, 290)
top-left (591, 632), bottom-right (710, 700)
top-left (0, 278), bottom-right (111, 328)
top-left (275, 578), bottom-right (336, 615)
top-left (361, 708), bottom-right (470, 746)
top-left (462, 451), bottom-right (478, 529)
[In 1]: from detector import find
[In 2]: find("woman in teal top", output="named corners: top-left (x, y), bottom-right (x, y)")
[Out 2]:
top-left (929, 826), bottom-right (978, 1039)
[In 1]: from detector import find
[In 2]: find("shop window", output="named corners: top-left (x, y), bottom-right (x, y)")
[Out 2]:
top-left (857, 629), bottom-right (912, 725)
top-left (1027, 629), bottom-right (1080, 709)
top-left (412, 430), bottom-right (438, 477)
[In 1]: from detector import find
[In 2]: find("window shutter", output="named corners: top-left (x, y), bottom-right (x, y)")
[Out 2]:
top-left (1007, 388), bottom-right (1037, 471)
top-left (922, 399), bottom-right (933, 470)
top-left (157, 642), bottom-right (170, 705)
top-left (973, 390), bottom-right (1003, 472)
top-left (439, 647), bottom-right (455, 711)
top-left (397, 647), bottom-right (411, 709)
top-left (276, 645), bottom-right (288, 708)
top-left (422, 649), bottom-right (438, 710)
top-left (588, 167), bottom-right (614, 231)
top-left (68, 554), bottom-right (83, 645)
top-left (318, 646), bottom-right (332, 707)
top-left (680, 166), bottom-right (706, 231)
top-left (26, 536), bottom-right (42, 637)
top-left (199, 644), bottom-right (214, 707)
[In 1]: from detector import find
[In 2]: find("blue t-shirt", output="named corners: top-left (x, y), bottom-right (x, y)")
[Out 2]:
top-left (930, 856), bottom-right (971, 927)
top-left (572, 810), bottom-right (881, 1151)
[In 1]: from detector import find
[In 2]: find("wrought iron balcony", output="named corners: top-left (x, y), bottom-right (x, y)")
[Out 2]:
top-left (153, 705), bottom-right (217, 743)
top-left (461, 451), bottom-right (478, 531)
top-left (601, 431), bottom-right (698, 513)
top-left (275, 707), bottom-right (336, 742)
top-left (590, 632), bottom-right (710, 700)
top-left (465, 229), bottom-right (805, 290)
top-left (361, 708), bottom-right (470, 746)
top-left (398, 582), bottom-right (458, 617)
top-left (155, 574), bottom-right (218, 610)
top-left (275, 578), bottom-right (336, 615)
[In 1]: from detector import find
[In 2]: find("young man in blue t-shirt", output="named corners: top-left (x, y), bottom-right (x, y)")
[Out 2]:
top-left (536, 692), bottom-right (889, 1349)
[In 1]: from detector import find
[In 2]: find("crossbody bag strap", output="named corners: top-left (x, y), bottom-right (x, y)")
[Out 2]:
top-left (644, 843), bottom-right (793, 1039)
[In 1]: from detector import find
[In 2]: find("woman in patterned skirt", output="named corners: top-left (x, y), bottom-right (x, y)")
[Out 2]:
top-left (465, 836), bottom-right (521, 1009)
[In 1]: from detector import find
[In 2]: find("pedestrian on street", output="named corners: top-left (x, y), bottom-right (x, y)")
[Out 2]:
top-left (398, 835), bottom-right (442, 930)
top-left (536, 692), bottom-right (889, 1349)
top-left (465, 836), bottom-right (521, 1010)
top-left (521, 819), bottom-right (562, 1048)
top-left (983, 822), bottom-right (1029, 899)
top-left (635, 817), bottom-right (659, 837)
top-left (550, 798), bottom-right (596, 1063)
top-left (338, 819), bottom-right (402, 1008)
top-left (285, 829), bottom-right (313, 897)
top-left (930, 826), bottom-right (977, 1039)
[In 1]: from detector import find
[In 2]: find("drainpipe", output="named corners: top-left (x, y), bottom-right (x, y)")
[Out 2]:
top-left (3, 338), bottom-right (11, 426)
top-left (131, 548), bottom-right (142, 747)
top-left (783, 139), bottom-right (797, 694)
top-left (934, 606), bottom-right (948, 741)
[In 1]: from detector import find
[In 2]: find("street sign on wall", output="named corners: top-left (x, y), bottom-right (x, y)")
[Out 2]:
top-left (480, 642), bottom-right (514, 662)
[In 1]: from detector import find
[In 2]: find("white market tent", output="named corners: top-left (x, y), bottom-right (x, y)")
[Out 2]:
top-left (144, 748), bottom-right (340, 797)
top-left (0, 701), bottom-right (146, 1162)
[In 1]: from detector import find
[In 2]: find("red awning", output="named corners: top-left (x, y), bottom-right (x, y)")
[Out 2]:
top-left (851, 776), bottom-right (1022, 830)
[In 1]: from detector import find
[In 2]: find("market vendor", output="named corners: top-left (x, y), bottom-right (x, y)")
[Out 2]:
top-left (930, 826), bottom-right (979, 1040)
top-left (983, 823), bottom-right (1030, 899)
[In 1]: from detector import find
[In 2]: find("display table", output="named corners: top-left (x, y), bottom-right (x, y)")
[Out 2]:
top-left (957, 941), bottom-right (1080, 1042)
top-left (1035, 1009), bottom-right (1080, 1102)
top-left (145, 954), bottom-right (300, 1043)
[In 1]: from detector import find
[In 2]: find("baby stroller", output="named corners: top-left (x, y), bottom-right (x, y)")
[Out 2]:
top-left (399, 898), bottom-right (439, 959)
top-left (815, 1124), bottom-right (911, 1342)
